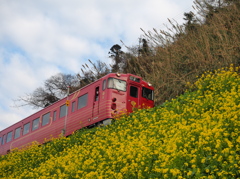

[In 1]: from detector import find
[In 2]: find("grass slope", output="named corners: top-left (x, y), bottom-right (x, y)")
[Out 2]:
top-left (0, 66), bottom-right (240, 179)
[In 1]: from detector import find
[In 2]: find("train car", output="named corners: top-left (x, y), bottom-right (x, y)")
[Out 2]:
top-left (0, 73), bottom-right (154, 155)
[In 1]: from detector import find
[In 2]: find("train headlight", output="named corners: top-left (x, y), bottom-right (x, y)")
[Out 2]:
top-left (116, 73), bottom-right (121, 77)
top-left (148, 82), bottom-right (152, 86)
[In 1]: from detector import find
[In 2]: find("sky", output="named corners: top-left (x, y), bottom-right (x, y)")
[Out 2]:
top-left (0, 0), bottom-right (195, 131)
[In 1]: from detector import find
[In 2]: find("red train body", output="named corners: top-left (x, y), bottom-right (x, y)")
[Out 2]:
top-left (0, 73), bottom-right (154, 155)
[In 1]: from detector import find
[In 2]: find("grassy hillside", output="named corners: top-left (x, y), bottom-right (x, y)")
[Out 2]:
top-left (124, 2), bottom-right (240, 106)
top-left (0, 65), bottom-right (239, 178)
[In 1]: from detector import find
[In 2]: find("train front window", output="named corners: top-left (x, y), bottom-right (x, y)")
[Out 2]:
top-left (108, 78), bottom-right (126, 91)
top-left (142, 87), bottom-right (154, 100)
top-left (130, 76), bottom-right (140, 82)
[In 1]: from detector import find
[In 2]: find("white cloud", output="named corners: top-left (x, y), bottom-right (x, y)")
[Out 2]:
top-left (0, 0), bottom-right (194, 130)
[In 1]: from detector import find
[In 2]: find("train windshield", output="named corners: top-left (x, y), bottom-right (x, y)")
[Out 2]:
top-left (108, 78), bottom-right (126, 91)
top-left (142, 87), bottom-right (154, 100)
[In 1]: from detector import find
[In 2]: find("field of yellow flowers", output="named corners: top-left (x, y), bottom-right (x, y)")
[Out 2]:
top-left (0, 66), bottom-right (240, 179)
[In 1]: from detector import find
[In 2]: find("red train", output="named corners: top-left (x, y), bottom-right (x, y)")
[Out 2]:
top-left (0, 73), bottom-right (154, 155)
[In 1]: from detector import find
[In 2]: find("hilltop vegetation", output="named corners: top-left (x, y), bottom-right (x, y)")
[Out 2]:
top-left (1, 65), bottom-right (239, 178)
top-left (125, 0), bottom-right (240, 105)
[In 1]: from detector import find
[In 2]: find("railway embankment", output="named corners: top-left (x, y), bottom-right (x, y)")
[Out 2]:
top-left (0, 65), bottom-right (240, 178)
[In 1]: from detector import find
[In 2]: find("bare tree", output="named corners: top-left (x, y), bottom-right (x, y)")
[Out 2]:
top-left (14, 73), bottom-right (80, 109)
top-left (14, 59), bottom-right (111, 109)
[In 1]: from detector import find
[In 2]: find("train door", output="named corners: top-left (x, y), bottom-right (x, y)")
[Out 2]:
top-left (92, 86), bottom-right (100, 118)
top-left (127, 84), bottom-right (140, 113)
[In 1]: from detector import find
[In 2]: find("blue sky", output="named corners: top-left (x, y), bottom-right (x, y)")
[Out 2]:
top-left (0, 0), bottom-right (195, 130)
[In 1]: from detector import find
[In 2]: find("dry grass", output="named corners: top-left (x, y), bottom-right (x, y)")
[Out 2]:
top-left (124, 3), bottom-right (240, 105)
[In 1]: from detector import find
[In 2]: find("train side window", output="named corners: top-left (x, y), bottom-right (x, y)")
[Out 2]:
top-left (14, 127), bottom-right (21, 139)
top-left (53, 111), bottom-right (57, 121)
top-left (42, 112), bottom-right (50, 126)
top-left (102, 79), bottom-right (106, 91)
top-left (78, 93), bottom-right (88, 109)
top-left (1, 135), bottom-right (6, 145)
top-left (130, 86), bottom-right (138, 98)
top-left (6, 131), bottom-right (13, 143)
top-left (60, 104), bottom-right (67, 118)
top-left (0, 137), bottom-right (1, 145)
top-left (72, 101), bottom-right (76, 112)
top-left (32, 118), bottom-right (40, 131)
top-left (23, 123), bottom-right (30, 135)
